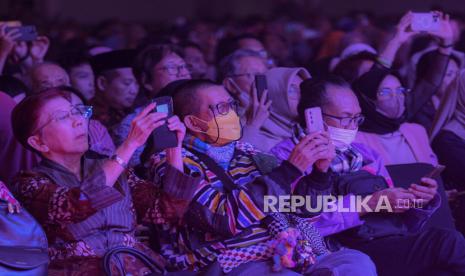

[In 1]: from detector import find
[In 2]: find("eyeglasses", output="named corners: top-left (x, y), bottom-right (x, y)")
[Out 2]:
top-left (323, 113), bottom-right (365, 128)
top-left (33, 105), bottom-right (93, 134)
top-left (378, 87), bottom-right (409, 98)
top-left (156, 64), bottom-right (192, 75)
top-left (209, 100), bottom-right (238, 116)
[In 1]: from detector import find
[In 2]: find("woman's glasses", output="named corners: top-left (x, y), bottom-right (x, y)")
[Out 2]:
top-left (33, 105), bottom-right (93, 134)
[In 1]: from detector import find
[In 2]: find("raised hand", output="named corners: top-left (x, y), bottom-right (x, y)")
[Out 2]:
top-left (394, 11), bottom-right (417, 44)
top-left (288, 132), bottom-right (331, 173)
top-left (0, 25), bottom-right (21, 58)
top-left (246, 85), bottom-right (272, 129)
top-left (126, 103), bottom-right (167, 149)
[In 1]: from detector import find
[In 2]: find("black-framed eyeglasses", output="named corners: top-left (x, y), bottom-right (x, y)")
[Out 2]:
top-left (156, 64), bottom-right (192, 75)
top-left (378, 87), bottom-right (410, 97)
top-left (322, 113), bottom-right (365, 128)
top-left (209, 100), bottom-right (238, 116)
top-left (33, 104), bottom-right (93, 134)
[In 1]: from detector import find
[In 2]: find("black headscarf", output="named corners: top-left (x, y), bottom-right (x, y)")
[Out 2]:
top-left (352, 66), bottom-right (407, 134)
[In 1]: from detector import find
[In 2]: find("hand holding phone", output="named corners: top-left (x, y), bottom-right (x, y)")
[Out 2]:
top-left (424, 164), bottom-right (446, 179)
top-left (4, 25), bottom-right (37, 42)
top-left (151, 96), bottom-right (178, 152)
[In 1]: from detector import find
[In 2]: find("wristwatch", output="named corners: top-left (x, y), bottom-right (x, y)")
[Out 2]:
top-left (111, 154), bottom-right (128, 169)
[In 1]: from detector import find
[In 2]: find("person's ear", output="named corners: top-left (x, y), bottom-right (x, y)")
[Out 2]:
top-left (30, 36), bottom-right (50, 62)
top-left (27, 135), bottom-right (49, 153)
top-left (96, 75), bottom-right (107, 92)
top-left (184, 115), bottom-right (207, 133)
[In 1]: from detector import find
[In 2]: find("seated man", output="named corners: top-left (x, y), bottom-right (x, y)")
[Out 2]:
top-left (149, 79), bottom-right (376, 275)
top-left (89, 49), bottom-right (139, 131)
top-left (273, 76), bottom-right (465, 275)
top-left (30, 62), bottom-right (70, 93)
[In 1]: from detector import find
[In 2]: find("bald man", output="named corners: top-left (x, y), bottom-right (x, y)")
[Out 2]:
top-left (30, 62), bottom-right (70, 93)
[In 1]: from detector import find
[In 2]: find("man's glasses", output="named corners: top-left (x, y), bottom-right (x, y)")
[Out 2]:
top-left (378, 87), bottom-right (409, 98)
top-left (156, 64), bottom-right (192, 76)
top-left (209, 100), bottom-right (238, 116)
top-left (33, 105), bottom-right (93, 134)
top-left (323, 113), bottom-right (365, 128)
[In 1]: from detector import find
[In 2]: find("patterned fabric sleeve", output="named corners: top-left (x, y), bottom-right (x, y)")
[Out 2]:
top-left (127, 166), bottom-right (201, 225)
top-left (13, 172), bottom-right (122, 227)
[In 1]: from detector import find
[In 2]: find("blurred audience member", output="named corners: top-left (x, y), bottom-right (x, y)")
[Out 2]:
top-left (181, 41), bottom-right (209, 79)
top-left (132, 44), bottom-right (191, 106)
top-left (58, 47), bottom-right (96, 101)
top-left (244, 67), bottom-right (310, 152)
top-left (113, 44), bottom-right (191, 166)
top-left (30, 62), bottom-right (70, 93)
top-left (221, 49), bottom-right (268, 118)
top-left (431, 70), bottom-right (465, 191)
top-left (89, 49), bottom-right (138, 130)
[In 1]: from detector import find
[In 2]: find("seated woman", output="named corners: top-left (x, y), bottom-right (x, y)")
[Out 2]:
top-left (10, 88), bottom-right (199, 275)
top-left (431, 69), bottom-right (465, 191)
top-left (352, 69), bottom-right (438, 166)
top-left (242, 67), bottom-right (311, 152)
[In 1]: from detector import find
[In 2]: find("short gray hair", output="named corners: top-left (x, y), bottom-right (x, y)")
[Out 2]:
top-left (218, 49), bottom-right (264, 81)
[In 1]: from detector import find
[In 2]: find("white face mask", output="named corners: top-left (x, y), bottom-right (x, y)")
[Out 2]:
top-left (327, 125), bottom-right (358, 148)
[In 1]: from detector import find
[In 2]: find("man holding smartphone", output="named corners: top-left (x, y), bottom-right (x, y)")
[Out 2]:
top-left (272, 76), bottom-right (465, 275)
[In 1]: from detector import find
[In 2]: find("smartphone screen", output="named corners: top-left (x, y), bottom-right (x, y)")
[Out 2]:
top-left (411, 13), bottom-right (440, 32)
top-left (156, 104), bottom-right (169, 114)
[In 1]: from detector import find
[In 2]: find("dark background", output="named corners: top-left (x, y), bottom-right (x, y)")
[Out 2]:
top-left (1, 0), bottom-right (465, 23)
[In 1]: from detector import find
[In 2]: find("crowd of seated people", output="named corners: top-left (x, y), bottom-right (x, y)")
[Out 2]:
top-left (1, 6), bottom-right (465, 276)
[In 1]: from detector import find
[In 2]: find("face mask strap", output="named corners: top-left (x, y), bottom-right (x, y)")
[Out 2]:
top-left (209, 107), bottom-right (221, 144)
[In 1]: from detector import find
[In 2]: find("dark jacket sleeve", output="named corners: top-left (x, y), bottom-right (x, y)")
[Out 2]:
top-left (407, 51), bottom-right (450, 120)
top-left (293, 169), bottom-right (335, 216)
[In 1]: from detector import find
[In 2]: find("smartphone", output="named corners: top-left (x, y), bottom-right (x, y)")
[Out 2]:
top-left (305, 107), bottom-right (324, 133)
top-left (255, 74), bottom-right (267, 99)
top-left (424, 164), bottom-right (446, 179)
top-left (411, 13), bottom-right (440, 32)
top-left (5, 25), bottom-right (37, 42)
top-left (151, 96), bottom-right (178, 153)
